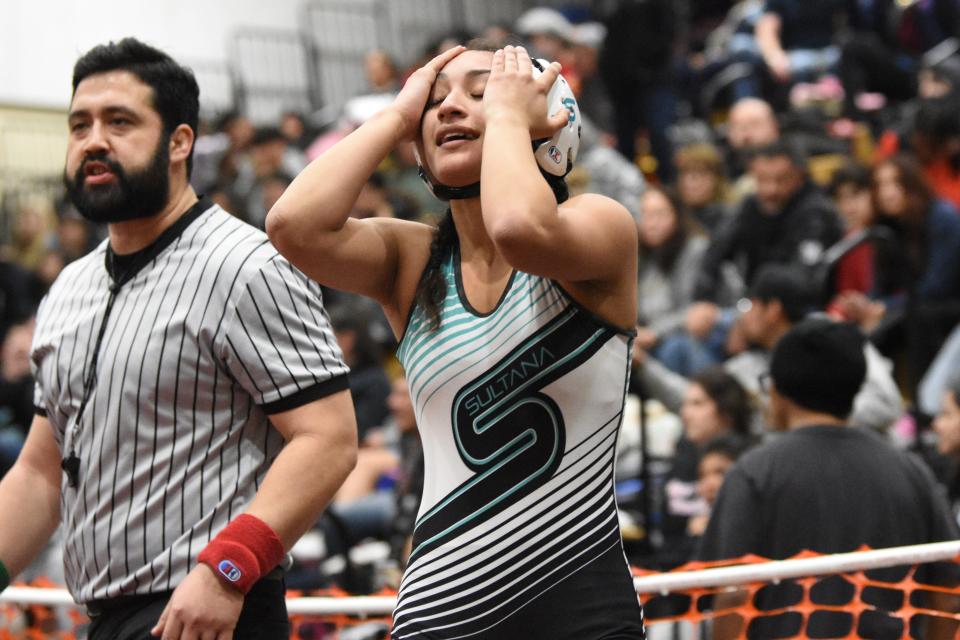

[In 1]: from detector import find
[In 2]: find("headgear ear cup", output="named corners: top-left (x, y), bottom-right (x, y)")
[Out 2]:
top-left (531, 58), bottom-right (581, 178)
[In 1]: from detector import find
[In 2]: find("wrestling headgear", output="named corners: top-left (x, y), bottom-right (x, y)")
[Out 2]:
top-left (417, 57), bottom-right (581, 201)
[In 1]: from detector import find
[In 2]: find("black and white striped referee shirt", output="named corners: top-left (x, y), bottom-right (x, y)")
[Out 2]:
top-left (30, 198), bottom-right (349, 603)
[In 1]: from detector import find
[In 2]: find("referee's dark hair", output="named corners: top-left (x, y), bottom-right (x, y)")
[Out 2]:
top-left (72, 37), bottom-right (200, 177)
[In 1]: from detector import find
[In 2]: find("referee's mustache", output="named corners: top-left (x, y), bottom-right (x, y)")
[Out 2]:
top-left (75, 152), bottom-right (126, 186)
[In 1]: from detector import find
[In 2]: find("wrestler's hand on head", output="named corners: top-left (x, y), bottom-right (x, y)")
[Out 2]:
top-left (150, 563), bottom-right (243, 640)
top-left (484, 45), bottom-right (569, 139)
top-left (390, 45), bottom-right (465, 142)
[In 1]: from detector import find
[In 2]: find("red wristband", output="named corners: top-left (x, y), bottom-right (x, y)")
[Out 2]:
top-left (198, 514), bottom-right (284, 594)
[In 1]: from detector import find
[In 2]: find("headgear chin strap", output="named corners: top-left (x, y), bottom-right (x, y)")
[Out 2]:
top-left (416, 164), bottom-right (480, 201)
top-left (416, 57), bottom-right (580, 202)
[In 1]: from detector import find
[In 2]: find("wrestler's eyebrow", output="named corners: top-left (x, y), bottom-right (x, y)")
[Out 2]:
top-left (435, 70), bottom-right (491, 81)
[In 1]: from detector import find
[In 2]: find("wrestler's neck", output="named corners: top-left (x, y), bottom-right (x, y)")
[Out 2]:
top-left (451, 197), bottom-right (501, 267)
top-left (108, 176), bottom-right (198, 256)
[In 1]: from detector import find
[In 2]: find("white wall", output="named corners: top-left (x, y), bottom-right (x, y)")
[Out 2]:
top-left (0, 0), bottom-right (304, 108)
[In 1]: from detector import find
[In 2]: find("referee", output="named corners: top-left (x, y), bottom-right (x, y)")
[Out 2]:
top-left (0, 39), bottom-right (358, 640)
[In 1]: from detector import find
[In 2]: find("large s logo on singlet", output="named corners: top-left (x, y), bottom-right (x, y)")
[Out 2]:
top-left (409, 307), bottom-right (614, 561)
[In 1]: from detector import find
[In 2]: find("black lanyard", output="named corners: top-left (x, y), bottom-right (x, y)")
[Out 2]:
top-left (60, 197), bottom-right (210, 488)
top-left (61, 281), bottom-right (120, 487)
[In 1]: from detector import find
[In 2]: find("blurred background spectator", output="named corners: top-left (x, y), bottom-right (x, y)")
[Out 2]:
top-left (0, 318), bottom-right (34, 477)
top-left (658, 367), bottom-right (753, 567)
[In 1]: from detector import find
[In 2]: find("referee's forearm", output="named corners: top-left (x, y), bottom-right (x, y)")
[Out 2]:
top-left (243, 404), bottom-right (358, 549)
top-left (0, 459), bottom-right (61, 579)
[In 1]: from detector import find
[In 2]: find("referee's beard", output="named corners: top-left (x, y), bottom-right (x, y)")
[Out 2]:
top-left (64, 135), bottom-right (170, 224)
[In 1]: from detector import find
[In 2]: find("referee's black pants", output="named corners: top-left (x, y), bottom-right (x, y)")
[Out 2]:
top-left (85, 576), bottom-right (289, 639)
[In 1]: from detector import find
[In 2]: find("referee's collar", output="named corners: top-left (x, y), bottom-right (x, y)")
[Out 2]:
top-left (104, 196), bottom-right (213, 290)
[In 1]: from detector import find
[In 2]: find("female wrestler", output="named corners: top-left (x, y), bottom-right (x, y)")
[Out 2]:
top-left (267, 42), bottom-right (644, 639)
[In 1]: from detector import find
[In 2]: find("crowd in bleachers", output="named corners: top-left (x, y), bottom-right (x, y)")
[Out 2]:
top-left (3, 0), bottom-right (960, 594)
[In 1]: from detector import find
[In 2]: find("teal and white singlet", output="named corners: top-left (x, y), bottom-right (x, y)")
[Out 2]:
top-left (392, 251), bottom-right (646, 639)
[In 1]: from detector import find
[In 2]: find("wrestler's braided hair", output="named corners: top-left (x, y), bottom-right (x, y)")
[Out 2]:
top-left (414, 209), bottom-right (458, 331)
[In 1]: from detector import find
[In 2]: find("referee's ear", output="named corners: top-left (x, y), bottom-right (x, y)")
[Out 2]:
top-left (168, 123), bottom-right (195, 172)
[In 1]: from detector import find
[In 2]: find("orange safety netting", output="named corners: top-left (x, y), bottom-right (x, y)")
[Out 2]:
top-left (2, 550), bottom-right (959, 639)
top-left (634, 548), bottom-right (960, 639)
top-left (0, 577), bottom-right (86, 640)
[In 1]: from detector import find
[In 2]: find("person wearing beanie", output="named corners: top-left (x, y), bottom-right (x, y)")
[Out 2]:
top-left (698, 318), bottom-right (958, 639)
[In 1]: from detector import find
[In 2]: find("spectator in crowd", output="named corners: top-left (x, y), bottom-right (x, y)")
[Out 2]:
top-left (421, 29), bottom-right (474, 61)
top-left (349, 171), bottom-right (419, 221)
top-left (680, 0), bottom-right (766, 115)
top-left (919, 53), bottom-right (960, 100)
top-left (0, 319), bottom-right (34, 478)
top-left (329, 301), bottom-right (391, 443)
top-left (599, 0), bottom-right (679, 182)
top-left (844, 156), bottom-right (960, 387)
top-left (699, 318), bottom-right (958, 639)
top-left (569, 22), bottom-right (615, 133)
top-left (659, 367), bottom-right (753, 566)
top-left (279, 110), bottom-right (313, 152)
top-left (640, 265), bottom-right (903, 434)
top-left (190, 110), bottom-right (254, 194)
top-left (690, 434), bottom-right (747, 537)
top-left (686, 0), bottom-right (738, 56)
top-left (515, 7), bottom-right (576, 70)
top-left (335, 50), bottom-right (405, 153)
top-left (635, 187), bottom-right (717, 375)
top-left (32, 251), bottom-right (65, 297)
top-left (675, 142), bottom-right (733, 235)
top-left (724, 97), bottom-right (780, 195)
top-left (754, 0), bottom-right (850, 94)
top-left (0, 259), bottom-right (34, 343)
top-left (258, 172), bottom-right (294, 224)
top-left (897, 0), bottom-right (960, 61)
top-left (479, 22), bottom-right (511, 48)
top-left (363, 49), bottom-right (400, 94)
top-left (931, 376), bottom-right (960, 527)
top-left (837, 0), bottom-right (919, 120)
top-left (910, 95), bottom-right (960, 209)
top-left (693, 140), bottom-right (843, 304)
top-left (825, 162), bottom-right (880, 316)
top-left (566, 116), bottom-right (645, 219)
top-left (873, 54), bottom-right (960, 210)
top-left (9, 197), bottom-right (55, 272)
top-left (51, 205), bottom-right (99, 264)
top-left (726, 97), bottom-right (780, 151)
top-left (382, 141), bottom-right (442, 218)
top-left (232, 126), bottom-right (306, 227)
top-left (919, 324), bottom-right (960, 418)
